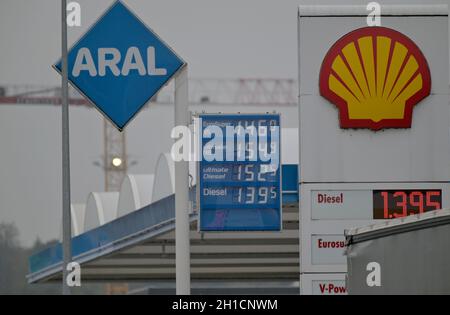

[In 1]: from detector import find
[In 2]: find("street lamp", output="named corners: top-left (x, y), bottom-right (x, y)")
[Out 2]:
top-left (112, 157), bottom-right (122, 168)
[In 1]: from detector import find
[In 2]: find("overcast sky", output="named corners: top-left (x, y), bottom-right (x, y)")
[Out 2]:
top-left (0, 0), bottom-right (448, 246)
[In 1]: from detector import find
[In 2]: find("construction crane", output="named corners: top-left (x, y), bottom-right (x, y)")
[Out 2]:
top-left (0, 78), bottom-right (297, 192)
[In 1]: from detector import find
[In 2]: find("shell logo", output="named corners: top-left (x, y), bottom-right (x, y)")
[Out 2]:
top-left (319, 27), bottom-right (431, 130)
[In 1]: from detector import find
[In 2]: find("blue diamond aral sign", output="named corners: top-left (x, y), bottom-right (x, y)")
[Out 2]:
top-left (55, 1), bottom-right (185, 130)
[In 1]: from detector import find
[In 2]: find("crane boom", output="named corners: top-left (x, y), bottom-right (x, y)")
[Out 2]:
top-left (0, 78), bottom-right (297, 191)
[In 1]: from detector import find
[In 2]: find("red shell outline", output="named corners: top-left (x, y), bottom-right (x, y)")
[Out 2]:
top-left (319, 26), bottom-right (431, 131)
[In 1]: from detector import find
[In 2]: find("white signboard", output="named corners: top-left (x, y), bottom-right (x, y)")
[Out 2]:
top-left (300, 273), bottom-right (347, 295)
top-left (298, 6), bottom-right (449, 183)
top-left (298, 4), bottom-right (449, 294)
top-left (311, 190), bottom-right (372, 219)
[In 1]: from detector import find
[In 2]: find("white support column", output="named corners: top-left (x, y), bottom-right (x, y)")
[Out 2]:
top-left (174, 65), bottom-right (190, 295)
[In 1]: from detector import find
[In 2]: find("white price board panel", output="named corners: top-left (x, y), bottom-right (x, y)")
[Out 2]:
top-left (311, 190), bottom-right (372, 219)
top-left (301, 182), bottom-right (450, 273)
top-left (311, 234), bottom-right (346, 265)
top-left (297, 4), bottom-right (450, 290)
top-left (300, 273), bottom-right (347, 295)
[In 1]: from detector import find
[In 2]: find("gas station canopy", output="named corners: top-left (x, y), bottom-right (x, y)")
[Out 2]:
top-left (28, 165), bottom-right (299, 284)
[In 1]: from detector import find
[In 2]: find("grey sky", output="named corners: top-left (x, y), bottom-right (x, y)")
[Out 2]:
top-left (0, 0), bottom-right (301, 85)
top-left (0, 0), bottom-right (448, 246)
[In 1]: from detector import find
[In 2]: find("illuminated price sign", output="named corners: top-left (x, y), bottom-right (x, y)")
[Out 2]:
top-left (198, 114), bottom-right (281, 231)
top-left (373, 190), bottom-right (442, 219)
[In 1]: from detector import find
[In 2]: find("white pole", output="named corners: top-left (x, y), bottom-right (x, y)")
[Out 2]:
top-left (61, 0), bottom-right (72, 295)
top-left (174, 65), bottom-right (190, 295)
top-left (297, 7), bottom-right (302, 295)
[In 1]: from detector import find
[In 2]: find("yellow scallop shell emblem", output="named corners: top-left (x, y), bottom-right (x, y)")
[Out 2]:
top-left (320, 27), bottom-right (431, 130)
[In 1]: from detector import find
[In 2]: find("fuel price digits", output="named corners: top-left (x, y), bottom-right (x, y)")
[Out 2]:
top-left (234, 186), bottom-right (278, 205)
top-left (233, 164), bottom-right (277, 182)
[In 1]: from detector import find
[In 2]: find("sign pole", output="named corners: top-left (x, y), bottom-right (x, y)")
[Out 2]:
top-left (174, 65), bottom-right (190, 295)
top-left (61, 0), bottom-right (72, 295)
top-left (54, 1), bottom-right (186, 293)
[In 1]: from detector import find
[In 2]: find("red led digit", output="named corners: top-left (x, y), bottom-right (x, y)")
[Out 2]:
top-left (410, 191), bottom-right (424, 214)
top-left (426, 191), bottom-right (441, 210)
top-left (374, 190), bottom-right (442, 220)
top-left (393, 191), bottom-right (407, 218)
top-left (381, 191), bottom-right (389, 219)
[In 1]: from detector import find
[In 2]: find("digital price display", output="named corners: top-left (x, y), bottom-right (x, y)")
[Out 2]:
top-left (198, 114), bottom-right (281, 231)
top-left (373, 190), bottom-right (442, 219)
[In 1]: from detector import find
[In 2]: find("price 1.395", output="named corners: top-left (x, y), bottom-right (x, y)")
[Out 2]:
top-left (234, 186), bottom-right (277, 204)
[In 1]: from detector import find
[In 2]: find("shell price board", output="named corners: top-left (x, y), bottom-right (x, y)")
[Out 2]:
top-left (198, 114), bottom-right (282, 232)
top-left (298, 5), bottom-right (449, 294)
